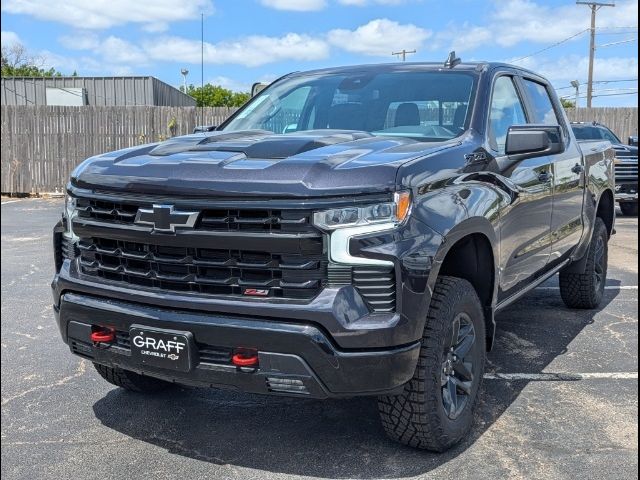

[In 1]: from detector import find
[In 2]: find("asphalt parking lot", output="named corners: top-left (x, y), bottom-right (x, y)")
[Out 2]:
top-left (1, 198), bottom-right (637, 480)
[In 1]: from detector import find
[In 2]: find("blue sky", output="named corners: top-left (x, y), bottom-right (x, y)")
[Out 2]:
top-left (1, 0), bottom-right (637, 106)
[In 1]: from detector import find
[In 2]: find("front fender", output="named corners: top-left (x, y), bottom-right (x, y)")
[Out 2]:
top-left (353, 183), bottom-right (507, 347)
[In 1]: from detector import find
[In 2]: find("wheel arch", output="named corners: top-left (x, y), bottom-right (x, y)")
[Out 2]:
top-left (426, 217), bottom-right (500, 350)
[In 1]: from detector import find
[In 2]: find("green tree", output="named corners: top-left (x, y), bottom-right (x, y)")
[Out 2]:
top-left (1, 43), bottom-right (68, 77)
top-left (560, 98), bottom-right (576, 109)
top-left (183, 83), bottom-right (250, 107)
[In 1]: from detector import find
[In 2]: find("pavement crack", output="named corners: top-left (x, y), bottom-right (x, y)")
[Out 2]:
top-left (1, 360), bottom-right (87, 406)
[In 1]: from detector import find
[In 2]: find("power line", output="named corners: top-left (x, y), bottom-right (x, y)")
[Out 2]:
top-left (595, 26), bottom-right (639, 30)
top-left (592, 91), bottom-right (638, 97)
top-left (576, 1), bottom-right (616, 107)
top-left (598, 37), bottom-right (637, 47)
top-left (555, 78), bottom-right (638, 90)
top-left (511, 29), bottom-right (589, 63)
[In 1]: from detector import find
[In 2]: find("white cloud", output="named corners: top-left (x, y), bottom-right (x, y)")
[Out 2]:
top-left (434, 24), bottom-right (493, 53)
top-left (59, 32), bottom-right (100, 51)
top-left (493, 0), bottom-right (638, 47)
top-left (337, 0), bottom-right (406, 5)
top-left (328, 19), bottom-right (430, 57)
top-left (3, 0), bottom-right (214, 30)
top-left (512, 55), bottom-right (638, 84)
top-left (208, 76), bottom-right (252, 93)
top-left (427, 0), bottom-right (637, 54)
top-left (260, 0), bottom-right (326, 11)
top-left (144, 33), bottom-right (330, 67)
top-left (59, 34), bottom-right (149, 65)
top-left (1, 30), bottom-right (22, 48)
top-left (99, 36), bottom-right (149, 65)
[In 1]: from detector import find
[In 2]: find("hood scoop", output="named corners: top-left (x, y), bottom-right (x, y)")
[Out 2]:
top-left (147, 129), bottom-right (374, 160)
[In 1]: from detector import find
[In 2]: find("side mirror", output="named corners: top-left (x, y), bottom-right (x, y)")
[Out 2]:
top-left (498, 125), bottom-right (564, 172)
top-left (193, 125), bottom-right (217, 134)
top-left (629, 135), bottom-right (638, 147)
top-left (251, 82), bottom-right (269, 97)
top-left (506, 125), bottom-right (563, 156)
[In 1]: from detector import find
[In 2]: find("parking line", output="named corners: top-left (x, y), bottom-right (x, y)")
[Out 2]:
top-left (484, 372), bottom-right (638, 381)
top-left (536, 286), bottom-right (638, 290)
top-left (1, 200), bottom-right (20, 205)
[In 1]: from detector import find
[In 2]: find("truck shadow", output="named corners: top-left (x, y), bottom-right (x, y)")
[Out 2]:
top-left (92, 280), bottom-right (623, 479)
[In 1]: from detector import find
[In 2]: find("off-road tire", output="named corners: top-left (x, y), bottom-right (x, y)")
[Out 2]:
top-left (94, 363), bottom-right (172, 393)
top-left (620, 202), bottom-right (638, 217)
top-left (559, 217), bottom-right (609, 309)
top-left (378, 276), bottom-right (486, 451)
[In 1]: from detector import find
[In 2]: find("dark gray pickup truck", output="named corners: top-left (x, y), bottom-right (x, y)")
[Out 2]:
top-left (53, 60), bottom-right (615, 451)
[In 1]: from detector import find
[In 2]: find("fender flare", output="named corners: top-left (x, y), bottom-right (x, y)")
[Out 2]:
top-left (424, 216), bottom-right (500, 349)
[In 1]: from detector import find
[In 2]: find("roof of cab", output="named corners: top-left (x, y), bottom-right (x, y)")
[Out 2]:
top-left (286, 62), bottom-right (543, 78)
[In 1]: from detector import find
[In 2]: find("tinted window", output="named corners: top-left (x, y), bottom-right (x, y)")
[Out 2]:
top-left (224, 71), bottom-right (476, 141)
top-left (572, 126), bottom-right (604, 141)
top-left (601, 128), bottom-right (620, 143)
top-left (488, 76), bottom-right (527, 154)
top-left (522, 80), bottom-right (559, 125)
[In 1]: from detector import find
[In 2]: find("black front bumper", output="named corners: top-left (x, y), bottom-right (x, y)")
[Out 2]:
top-left (615, 181), bottom-right (638, 203)
top-left (53, 286), bottom-right (421, 399)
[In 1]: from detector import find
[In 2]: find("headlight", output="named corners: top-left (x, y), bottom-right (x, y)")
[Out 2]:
top-left (64, 193), bottom-right (78, 240)
top-left (313, 191), bottom-right (411, 230)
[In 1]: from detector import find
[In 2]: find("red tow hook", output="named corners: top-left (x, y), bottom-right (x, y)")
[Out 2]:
top-left (90, 326), bottom-right (115, 343)
top-left (232, 348), bottom-right (259, 368)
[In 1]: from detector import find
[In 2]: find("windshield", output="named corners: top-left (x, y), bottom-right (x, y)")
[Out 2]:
top-left (223, 71), bottom-right (476, 142)
top-left (572, 125), bottom-right (621, 143)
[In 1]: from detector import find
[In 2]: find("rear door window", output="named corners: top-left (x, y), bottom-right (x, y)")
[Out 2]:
top-left (521, 79), bottom-right (560, 125)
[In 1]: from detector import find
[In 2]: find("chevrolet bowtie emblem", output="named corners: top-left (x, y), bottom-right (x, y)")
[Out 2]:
top-left (134, 204), bottom-right (199, 233)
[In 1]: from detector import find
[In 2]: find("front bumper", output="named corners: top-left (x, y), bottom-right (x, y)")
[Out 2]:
top-left (54, 290), bottom-right (421, 398)
top-left (615, 181), bottom-right (638, 203)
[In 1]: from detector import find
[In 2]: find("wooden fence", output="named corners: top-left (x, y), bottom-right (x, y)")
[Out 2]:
top-left (1, 105), bottom-right (637, 194)
top-left (1, 106), bottom-right (236, 194)
top-left (565, 107), bottom-right (638, 142)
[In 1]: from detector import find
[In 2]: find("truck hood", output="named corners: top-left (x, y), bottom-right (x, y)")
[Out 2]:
top-left (71, 130), bottom-right (458, 197)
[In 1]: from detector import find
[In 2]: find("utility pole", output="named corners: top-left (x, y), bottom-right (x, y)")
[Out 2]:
top-left (392, 49), bottom-right (416, 62)
top-left (576, 1), bottom-right (615, 107)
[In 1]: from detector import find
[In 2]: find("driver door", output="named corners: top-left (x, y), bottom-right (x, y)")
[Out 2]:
top-left (489, 75), bottom-right (554, 299)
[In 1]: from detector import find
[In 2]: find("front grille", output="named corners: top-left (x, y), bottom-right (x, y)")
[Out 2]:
top-left (328, 265), bottom-right (396, 313)
top-left (78, 237), bottom-right (326, 300)
top-left (76, 197), bottom-right (313, 234)
top-left (615, 159), bottom-right (638, 181)
top-left (74, 196), bottom-right (326, 301)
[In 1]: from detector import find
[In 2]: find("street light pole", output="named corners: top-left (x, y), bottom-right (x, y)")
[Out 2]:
top-left (576, 1), bottom-right (615, 108)
top-left (571, 80), bottom-right (580, 108)
top-left (180, 68), bottom-right (189, 92)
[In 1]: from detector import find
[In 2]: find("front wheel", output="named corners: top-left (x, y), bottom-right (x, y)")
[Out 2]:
top-left (559, 217), bottom-right (609, 309)
top-left (378, 276), bottom-right (486, 451)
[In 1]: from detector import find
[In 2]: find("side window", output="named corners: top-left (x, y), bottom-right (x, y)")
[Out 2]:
top-left (489, 76), bottom-right (527, 154)
top-left (522, 79), bottom-right (560, 125)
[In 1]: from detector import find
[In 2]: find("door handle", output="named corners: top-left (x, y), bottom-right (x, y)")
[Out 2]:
top-left (572, 163), bottom-right (585, 175)
top-left (538, 171), bottom-right (552, 183)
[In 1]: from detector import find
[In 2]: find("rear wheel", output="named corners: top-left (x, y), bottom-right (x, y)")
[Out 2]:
top-left (620, 202), bottom-right (638, 217)
top-left (559, 217), bottom-right (609, 309)
top-left (93, 363), bottom-right (173, 393)
top-left (378, 276), bottom-right (485, 451)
